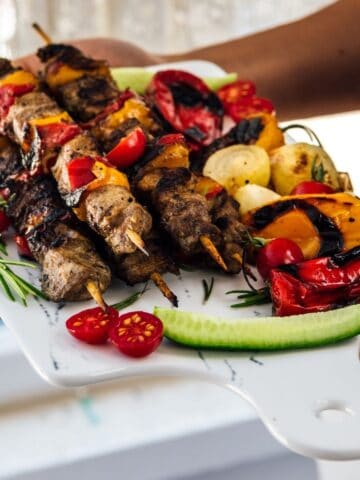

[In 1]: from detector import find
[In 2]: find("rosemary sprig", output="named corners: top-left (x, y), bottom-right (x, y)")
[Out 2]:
top-left (0, 257), bottom-right (46, 305)
top-left (202, 277), bottom-right (215, 303)
top-left (111, 284), bottom-right (148, 311)
top-left (226, 287), bottom-right (271, 308)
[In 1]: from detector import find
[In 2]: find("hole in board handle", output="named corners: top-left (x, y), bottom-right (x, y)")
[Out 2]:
top-left (315, 400), bottom-right (355, 423)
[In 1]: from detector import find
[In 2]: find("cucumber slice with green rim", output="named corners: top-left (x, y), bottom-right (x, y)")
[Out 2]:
top-left (154, 305), bottom-right (360, 351)
top-left (110, 68), bottom-right (237, 94)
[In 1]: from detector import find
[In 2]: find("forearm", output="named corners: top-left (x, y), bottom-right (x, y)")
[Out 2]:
top-left (166, 0), bottom-right (360, 120)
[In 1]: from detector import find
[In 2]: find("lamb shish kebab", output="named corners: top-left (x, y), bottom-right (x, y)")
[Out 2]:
top-left (0, 58), bottom-right (178, 305)
top-left (0, 135), bottom-right (111, 302)
top-left (35, 39), bottom-right (229, 272)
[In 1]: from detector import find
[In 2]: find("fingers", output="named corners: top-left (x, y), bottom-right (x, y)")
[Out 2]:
top-left (13, 37), bottom-right (163, 73)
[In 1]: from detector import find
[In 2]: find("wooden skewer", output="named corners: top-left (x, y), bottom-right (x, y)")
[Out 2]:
top-left (32, 22), bottom-right (52, 45)
top-left (86, 280), bottom-right (107, 311)
top-left (151, 272), bottom-right (178, 307)
top-left (199, 235), bottom-right (228, 272)
top-left (232, 252), bottom-right (257, 281)
top-left (126, 229), bottom-right (149, 256)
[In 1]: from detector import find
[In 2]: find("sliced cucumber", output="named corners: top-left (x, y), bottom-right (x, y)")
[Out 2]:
top-left (110, 68), bottom-right (237, 94)
top-left (154, 305), bottom-right (360, 351)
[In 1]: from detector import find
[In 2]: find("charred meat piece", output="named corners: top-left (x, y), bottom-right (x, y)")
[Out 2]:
top-left (114, 229), bottom-right (179, 285)
top-left (0, 137), bottom-right (111, 301)
top-left (84, 184), bottom-right (152, 257)
top-left (137, 167), bottom-right (222, 256)
top-left (207, 189), bottom-right (248, 273)
top-left (56, 75), bottom-right (119, 123)
top-left (38, 44), bottom-right (119, 123)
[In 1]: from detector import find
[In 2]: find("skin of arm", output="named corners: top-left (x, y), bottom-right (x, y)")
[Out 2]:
top-left (15, 0), bottom-right (359, 120)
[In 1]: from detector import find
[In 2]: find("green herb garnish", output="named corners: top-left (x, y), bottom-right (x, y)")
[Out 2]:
top-left (226, 287), bottom-right (270, 308)
top-left (202, 277), bottom-right (215, 303)
top-left (0, 256), bottom-right (46, 305)
top-left (111, 284), bottom-right (148, 311)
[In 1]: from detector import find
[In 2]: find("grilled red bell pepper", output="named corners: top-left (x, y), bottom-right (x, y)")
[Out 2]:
top-left (67, 157), bottom-right (96, 190)
top-left (217, 80), bottom-right (274, 123)
top-left (106, 126), bottom-right (146, 168)
top-left (0, 83), bottom-right (36, 120)
top-left (157, 133), bottom-right (186, 146)
top-left (269, 246), bottom-right (360, 316)
top-left (147, 70), bottom-right (223, 146)
top-left (36, 122), bottom-right (81, 150)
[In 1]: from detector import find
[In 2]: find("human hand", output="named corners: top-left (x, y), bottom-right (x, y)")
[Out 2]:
top-left (14, 37), bottom-right (163, 73)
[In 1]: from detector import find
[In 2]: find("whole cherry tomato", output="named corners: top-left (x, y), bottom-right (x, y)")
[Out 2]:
top-left (66, 306), bottom-right (119, 344)
top-left (291, 181), bottom-right (335, 195)
top-left (109, 310), bottom-right (163, 358)
top-left (106, 126), bottom-right (146, 168)
top-left (256, 238), bottom-right (304, 280)
top-left (0, 210), bottom-right (11, 232)
top-left (14, 235), bottom-right (33, 259)
top-left (218, 80), bottom-right (256, 104)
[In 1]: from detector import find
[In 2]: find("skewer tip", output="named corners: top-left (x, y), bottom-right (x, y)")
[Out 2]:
top-left (32, 22), bottom-right (52, 45)
top-left (126, 229), bottom-right (149, 256)
top-left (86, 280), bottom-right (107, 311)
top-left (200, 235), bottom-right (228, 272)
top-left (151, 272), bottom-right (178, 307)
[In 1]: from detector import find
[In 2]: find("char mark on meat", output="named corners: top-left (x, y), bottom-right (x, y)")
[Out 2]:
top-left (57, 76), bottom-right (119, 122)
top-left (37, 44), bottom-right (108, 71)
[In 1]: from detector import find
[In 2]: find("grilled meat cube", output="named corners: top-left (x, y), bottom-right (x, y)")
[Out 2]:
top-left (84, 184), bottom-right (152, 256)
top-left (41, 224), bottom-right (111, 302)
top-left (56, 76), bottom-right (119, 123)
top-left (0, 58), bottom-right (16, 78)
top-left (137, 167), bottom-right (222, 256)
top-left (210, 190), bottom-right (248, 246)
top-left (115, 229), bottom-right (178, 285)
top-left (4, 92), bottom-right (61, 144)
top-left (38, 44), bottom-right (119, 123)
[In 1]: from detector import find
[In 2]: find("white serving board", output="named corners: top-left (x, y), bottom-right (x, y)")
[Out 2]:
top-left (1, 61), bottom-right (360, 461)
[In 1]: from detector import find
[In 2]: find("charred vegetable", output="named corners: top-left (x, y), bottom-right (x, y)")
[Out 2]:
top-left (270, 143), bottom-right (340, 195)
top-left (270, 246), bottom-right (360, 316)
top-left (244, 193), bottom-right (360, 259)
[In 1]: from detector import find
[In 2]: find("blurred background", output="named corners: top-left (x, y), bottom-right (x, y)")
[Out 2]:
top-left (1, 0), bottom-right (333, 58)
top-left (1, 1), bottom-right (358, 479)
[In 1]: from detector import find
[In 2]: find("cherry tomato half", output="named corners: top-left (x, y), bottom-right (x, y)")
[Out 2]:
top-left (67, 156), bottom-right (96, 190)
top-left (14, 235), bottom-right (33, 259)
top-left (109, 311), bottom-right (163, 358)
top-left (0, 210), bottom-right (11, 232)
top-left (106, 127), bottom-right (147, 169)
top-left (66, 306), bottom-right (119, 345)
top-left (218, 80), bottom-right (256, 105)
top-left (291, 181), bottom-right (335, 195)
top-left (256, 238), bottom-right (304, 280)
